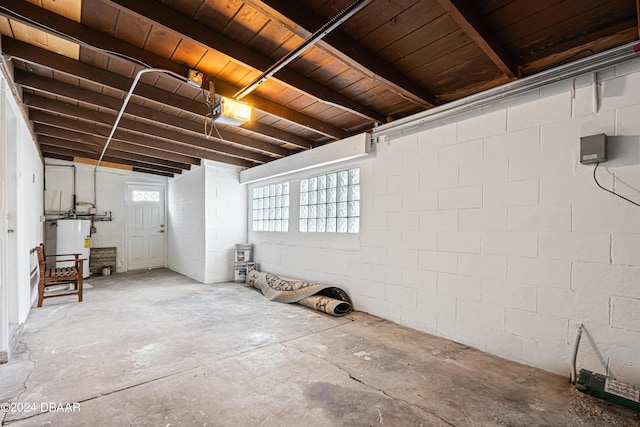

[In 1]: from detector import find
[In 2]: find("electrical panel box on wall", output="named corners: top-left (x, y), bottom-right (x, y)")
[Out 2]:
top-left (580, 134), bottom-right (607, 164)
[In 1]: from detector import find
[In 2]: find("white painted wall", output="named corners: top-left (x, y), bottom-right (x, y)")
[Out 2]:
top-left (16, 110), bottom-right (43, 320)
top-left (167, 160), bottom-right (246, 283)
top-left (44, 159), bottom-right (167, 272)
top-left (248, 58), bottom-right (640, 385)
top-left (0, 74), bottom-right (10, 359)
top-left (0, 69), bottom-right (43, 359)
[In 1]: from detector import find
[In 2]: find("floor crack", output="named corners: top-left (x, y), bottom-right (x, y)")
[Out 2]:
top-left (15, 341), bottom-right (36, 403)
top-left (282, 344), bottom-right (457, 427)
top-left (347, 372), bottom-right (456, 427)
top-left (2, 340), bottom-right (37, 426)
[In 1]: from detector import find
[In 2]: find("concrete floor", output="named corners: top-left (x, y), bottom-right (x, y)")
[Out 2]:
top-left (0, 269), bottom-right (638, 426)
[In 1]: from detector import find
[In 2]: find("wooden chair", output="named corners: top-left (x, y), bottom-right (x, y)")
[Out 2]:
top-left (35, 244), bottom-right (85, 307)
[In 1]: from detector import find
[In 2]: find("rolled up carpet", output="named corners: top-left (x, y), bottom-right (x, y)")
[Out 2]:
top-left (247, 269), bottom-right (352, 316)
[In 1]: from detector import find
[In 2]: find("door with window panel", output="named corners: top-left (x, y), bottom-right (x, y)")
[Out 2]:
top-left (126, 184), bottom-right (166, 270)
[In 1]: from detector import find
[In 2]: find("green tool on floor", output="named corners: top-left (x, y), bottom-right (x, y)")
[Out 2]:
top-left (576, 369), bottom-right (640, 412)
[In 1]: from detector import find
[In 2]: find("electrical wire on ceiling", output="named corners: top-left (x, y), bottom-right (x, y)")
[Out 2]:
top-left (201, 82), bottom-right (226, 143)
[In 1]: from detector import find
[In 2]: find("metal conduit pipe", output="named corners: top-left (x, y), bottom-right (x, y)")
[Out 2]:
top-left (93, 67), bottom-right (191, 205)
top-left (571, 323), bottom-right (584, 384)
top-left (72, 164), bottom-right (76, 213)
top-left (372, 42), bottom-right (640, 141)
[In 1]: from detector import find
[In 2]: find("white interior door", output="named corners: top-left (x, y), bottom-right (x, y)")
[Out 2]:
top-left (126, 184), bottom-right (166, 270)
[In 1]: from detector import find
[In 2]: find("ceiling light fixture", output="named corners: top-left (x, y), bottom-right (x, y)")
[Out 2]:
top-left (203, 81), bottom-right (252, 129)
top-left (211, 96), bottom-right (251, 126)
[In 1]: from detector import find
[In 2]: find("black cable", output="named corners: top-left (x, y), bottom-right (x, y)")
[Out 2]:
top-left (593, 162), bottom-right (640, 207)
top-left (200, 87), bottom-right (226, 142)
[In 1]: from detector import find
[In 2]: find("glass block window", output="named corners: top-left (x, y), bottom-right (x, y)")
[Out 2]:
top-left (252, 182), bottom-right (289, 232)
top-left (300, 168), bottom-right (360, 233)
top-left (132, 190), bottom-right (160, 202)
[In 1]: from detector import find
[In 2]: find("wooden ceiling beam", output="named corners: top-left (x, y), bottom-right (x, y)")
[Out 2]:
top-left (34, 125), bottom-right (193, 171)
top-left (0, 0), bottom-right (174, 72)
top-left (242, 0), bottom-right (437, 108)
top-left (518, 28), bottom-right (638, 76)
top-left (29, 111), bottom-right (200, 166)
top-left (15, 71), bottom-right (291, 157)
top-left (239, 121), bottom-right (308, 150)
top-left (1, 0), bottom-right (354, 140)
top-left (26, 107), bottom-right (254, 168)
top-left (102, 0), bottom-right (385, 124)
top-left (39, 143), bottom-right (181, 176)
top-left (38, 136), bottom-right (185, 174)
top-left (42, 152), bottom-right (74, 163)
top-left (41, 152), bottom-right (174, 176)
top-left (24, 94), bottom-right (271, 164)
top-left (39, 135), bottom-right (101, 155)
top-left (1, 36), bottom-right (326, 145)
top-left (435, 0), bottom-right (517, 79)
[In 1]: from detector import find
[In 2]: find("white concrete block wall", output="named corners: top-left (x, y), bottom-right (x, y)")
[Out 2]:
top-left (167, 161), bottom-right (246, 284)
top-left (168, 166), bottom-right (206, 282)
top-left (204, 162), bottom-right (247, 284)
top-left (248, 58), bottom-right (640, 385)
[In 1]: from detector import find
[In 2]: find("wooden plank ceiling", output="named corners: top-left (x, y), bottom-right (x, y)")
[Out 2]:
top-left (0, 0), bottom-right (638, 176)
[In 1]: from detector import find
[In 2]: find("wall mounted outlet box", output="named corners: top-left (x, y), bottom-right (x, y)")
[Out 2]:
top-left (580, 134), bottom-right (607, 164)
